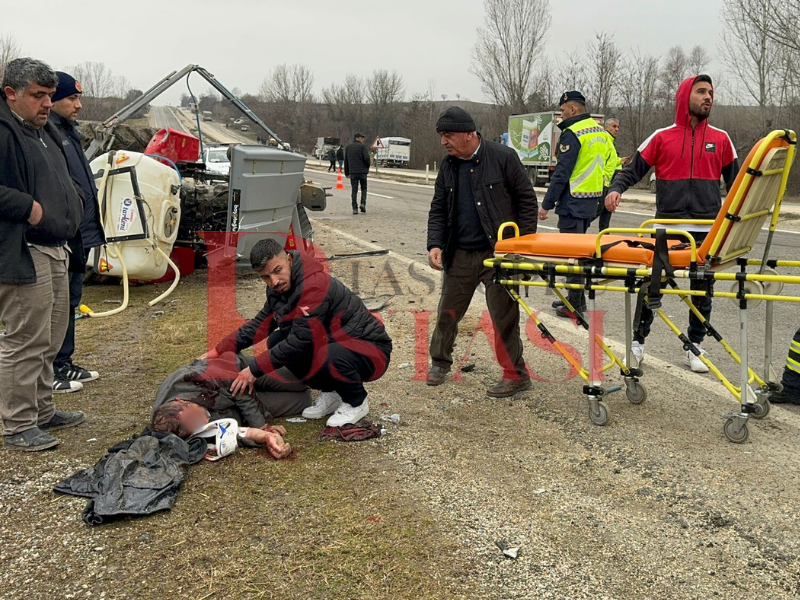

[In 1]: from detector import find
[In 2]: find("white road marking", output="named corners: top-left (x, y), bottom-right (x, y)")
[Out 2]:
top-left (368, 192), bottom-right (394, 199)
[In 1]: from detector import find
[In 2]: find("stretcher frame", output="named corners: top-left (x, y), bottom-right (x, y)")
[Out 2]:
top-left (484, 129), bottom-right (798, 443)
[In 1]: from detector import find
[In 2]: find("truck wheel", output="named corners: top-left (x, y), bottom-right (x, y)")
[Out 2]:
top-left (529, 170), bottom-right (540, 188)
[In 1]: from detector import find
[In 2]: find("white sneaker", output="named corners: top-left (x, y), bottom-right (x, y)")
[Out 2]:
top-left (631, 341), bottom-right (645, 367)
top-left (302, 391), bottom-right (342, 419)
top-left (326, 399), bottom-right (370, 427)
top-left (685, 343), bottom-right (710, 373)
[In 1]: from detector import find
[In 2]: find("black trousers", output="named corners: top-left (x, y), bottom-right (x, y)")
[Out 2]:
top-left (557, 214), bottom-right (592, 305)
top-left (265, 330), bottom-right (390, 407)
top-left (55, 251), bottom-right (90, 371)
top-left (633, 231), bottom-right (712, 345)
top-left (592, 191), bottom-right (612, 232)
top-left (328, 159), bottom-right (337, 172)
top-left (429, 248), bottom-right (528, 380)
top-left (350, 174), bottom-right (367, 209)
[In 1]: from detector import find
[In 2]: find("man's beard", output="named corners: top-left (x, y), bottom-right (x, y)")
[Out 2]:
top-left (689, 102), bottom-right (711, 120)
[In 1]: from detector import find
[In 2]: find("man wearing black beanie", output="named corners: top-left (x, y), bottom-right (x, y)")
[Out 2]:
top-left (426, 106), bottom-right (538, 397)
top-left (49, 71), bottom-right (106, 392)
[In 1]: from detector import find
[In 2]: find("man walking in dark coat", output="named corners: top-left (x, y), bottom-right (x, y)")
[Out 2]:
top-left (344, 133), bottom-right (371, 214)
top-left (48, 71), bottom-right (106, 393)
top-left (201, 239), bottom-right (392, 427)
top-left (0, 58), bottom-right (85, 451)
top-left (426, 106), bottom-right (538, 397)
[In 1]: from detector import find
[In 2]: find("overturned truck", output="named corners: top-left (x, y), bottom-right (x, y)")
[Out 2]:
top-left (85, 65), bottom-right (327, 296)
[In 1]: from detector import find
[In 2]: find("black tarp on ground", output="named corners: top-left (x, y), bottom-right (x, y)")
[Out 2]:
top-left (54, 429), bottom-right (206, 525)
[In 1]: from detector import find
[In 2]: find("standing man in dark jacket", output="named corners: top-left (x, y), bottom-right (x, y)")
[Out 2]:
top-left (604, 75), bottom-right (739, 372)
top-left (539, 91), bottom-right (614, 319)
top-left (326, 147), bottom-right (337, 172)
top-left (0, 58), bottom-right (86, 451)
top-left (200, 239), bottom-right (392, 427)
top-left (49, 71), bottom-right (106, 392)
top-left (344, 133), bottom-right (371, 214)
top-left (426, 107), bottom-right (538, 397)
top-left (336, 145), bottom-right (344, 171)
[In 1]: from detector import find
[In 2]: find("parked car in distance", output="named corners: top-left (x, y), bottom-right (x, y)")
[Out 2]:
top-left (203, 146), bottom-right (231, 177)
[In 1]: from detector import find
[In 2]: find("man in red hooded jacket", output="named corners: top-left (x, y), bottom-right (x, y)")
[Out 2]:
top-left (604, 75), bottom-right (739, 372)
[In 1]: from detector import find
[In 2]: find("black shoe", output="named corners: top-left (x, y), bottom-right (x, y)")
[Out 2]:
top-left (40, 410), bottom-right (85, 432)
top-left (57, 363), bottom-right (99, 383)
top-left (53, 379), bottom-right (83, 393)
top-left (769, 390), bottom-right (800, 405)
top-left (551, 299), bottom-right (565, 309)
top-left (555, 305), bottom-right (586, 319)
top-left (487, 378), bottom-right (532, 398)
top-left (353, 208), bottom-right (358, 215)
top-left (360, 205), bottom-right (366, 213)
top-left (3, 427), bottom-right (60, 452)
top-left (426, 365), bottom-right (449, 386)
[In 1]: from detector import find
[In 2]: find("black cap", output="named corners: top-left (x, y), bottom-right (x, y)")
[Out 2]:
top-left (53, 72), bottom-right (83, 102)
top-left (435, 106), bottom-right (476, 133)
top-left (559, 90), bottom-right (586, 106)
top-left (354, 132), bottom-right (365, 140)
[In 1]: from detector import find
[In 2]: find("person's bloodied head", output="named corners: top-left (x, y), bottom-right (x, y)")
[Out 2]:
top-left (151, 400), bottom-right (210, 438)
top-left (250, 238), bottom-right (293, 294)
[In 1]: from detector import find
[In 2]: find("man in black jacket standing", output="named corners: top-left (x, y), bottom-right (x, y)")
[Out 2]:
top-left (426, 107), bottom-right (538, 397)
top-left (48, 71), bottom-right (106, 393)
top-left (201, 239), bottom-right (392, 427)
top-left (0, 58), bottom-right (86, 451)
top-left (344, 133), bottom-right (371, 214)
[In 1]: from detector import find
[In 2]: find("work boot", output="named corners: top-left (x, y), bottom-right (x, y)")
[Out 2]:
top-left (426, 365), bottom-right (449, 386)
top-left (3, 427), bottom-right (60, 452)
top-left (326, 398), bottom-right (370, 427)
top-left (769, 389), bottom-right (800, 405)
top-left (555, 292), bottom-right (586, 320)
top-left (40, 410), bottom-right (85, 432)
top-left (302, 391), bottom-right (343, 419)
top-left (551, 299), bottom-right (565, 309)
top-left (486, 378), bottom-right (532, 398)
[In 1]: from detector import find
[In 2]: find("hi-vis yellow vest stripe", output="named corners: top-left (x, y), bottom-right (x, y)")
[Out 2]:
top-left (566, 118), bottom-right (608, 199)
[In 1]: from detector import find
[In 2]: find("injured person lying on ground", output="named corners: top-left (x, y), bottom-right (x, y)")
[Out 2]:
top-left (150, 351), bottom-right (313, 458)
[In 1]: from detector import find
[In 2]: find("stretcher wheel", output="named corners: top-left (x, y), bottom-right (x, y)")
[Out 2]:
top-left (588, 402), bottom-right (609, 426)
top-left (626, 382), bottom-right (647, 405)
top-left (724, 418), bottom-right (749, 443)
top-left (750, 398), bottom-right (771, 420)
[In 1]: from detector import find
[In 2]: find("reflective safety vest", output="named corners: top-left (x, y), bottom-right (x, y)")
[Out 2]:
top-left (603, 132), bottom-right (621, 187)
top-left (565, 117), bottom-right (609, 198)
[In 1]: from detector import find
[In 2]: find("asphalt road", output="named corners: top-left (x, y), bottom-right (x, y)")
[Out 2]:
top-left (149, 106), bottom-right (254, 145)
top-left (305, 168), bottom-right (800, 392)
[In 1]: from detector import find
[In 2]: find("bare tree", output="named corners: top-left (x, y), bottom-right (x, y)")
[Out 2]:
top-left (365, 69), bottom-right (404, 135)
top-left (68, 61), bottom-right (118, 98)
top-left (322, 74), bottom-right (367, 137)
top-left (0, 33), bottom-right (21, 82)
top-left (258, 64), bottom-right (314, 103)
top-left (687, 45), bottom-right (711, 75)
top-left (658, 46), bottom-right (689, 108)
top-left (556, 49), bottom-right (591, 98)
top-left (720, 0), bottom-right (790, 129)
top-left (586, 32), bottom-right (622, 115)
top-left (618, 49), bottom-right (662, 148)
top-left (471, 0), bottom-right (552, 113)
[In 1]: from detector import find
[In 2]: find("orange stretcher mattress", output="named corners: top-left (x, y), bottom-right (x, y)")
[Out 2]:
top-left (494, 233), bottom-right (700, 267)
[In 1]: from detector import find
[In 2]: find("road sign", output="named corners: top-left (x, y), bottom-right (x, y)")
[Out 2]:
top-left (371, 136), bottom-right (384, 149)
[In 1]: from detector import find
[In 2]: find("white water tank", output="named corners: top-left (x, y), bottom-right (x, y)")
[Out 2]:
top-left (89, 151), bottom-right (181, 281)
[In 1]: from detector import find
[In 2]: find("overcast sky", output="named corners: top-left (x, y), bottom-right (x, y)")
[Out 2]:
top-left (4, 0), bottom-right (727, 104)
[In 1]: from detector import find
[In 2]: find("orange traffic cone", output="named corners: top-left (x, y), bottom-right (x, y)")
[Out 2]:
top-left (335, 168), bottom-right (345, 190)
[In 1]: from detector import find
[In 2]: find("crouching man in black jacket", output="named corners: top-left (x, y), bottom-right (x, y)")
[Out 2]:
top-left (201, 239), bottom-right (392, 427)
top-left (426, 107), bottom-right (538, 397)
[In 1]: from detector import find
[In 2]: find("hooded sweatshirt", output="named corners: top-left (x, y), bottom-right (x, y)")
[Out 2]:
top-left (608, 76), bottom-right (739, 220)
